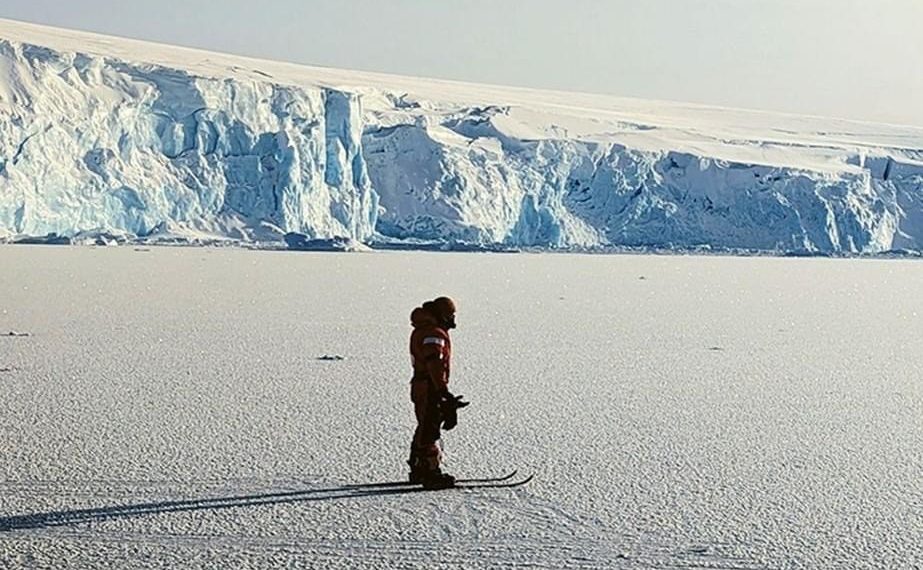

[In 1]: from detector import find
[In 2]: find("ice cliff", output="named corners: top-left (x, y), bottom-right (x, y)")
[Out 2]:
top-left (0, 36), bottom-right (375, 243)
top-left (2, 18), bottom-right (923, 254)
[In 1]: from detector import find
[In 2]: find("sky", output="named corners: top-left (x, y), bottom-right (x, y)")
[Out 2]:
top-left (1, 0), bottom-right (921, 127)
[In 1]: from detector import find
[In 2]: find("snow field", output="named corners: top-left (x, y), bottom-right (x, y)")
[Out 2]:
top-left (0, 246), bottom-right (921, 568)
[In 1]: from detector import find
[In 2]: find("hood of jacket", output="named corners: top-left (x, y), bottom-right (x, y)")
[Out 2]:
top-left (410, 306), bottom-right (439, 329)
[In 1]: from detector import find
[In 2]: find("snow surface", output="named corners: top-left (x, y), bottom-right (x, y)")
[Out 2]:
top-left (1, 246), bottom-right (921, 568)
top-left (2, 18), bottom-right (923, 254)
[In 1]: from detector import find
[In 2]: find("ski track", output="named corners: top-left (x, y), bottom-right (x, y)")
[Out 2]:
top-left (0, 443), bottom-right (758, 568)
top-left (1, 515), bottom-right (756, 570)
top-left (0, 476), bottom-right (727, 568)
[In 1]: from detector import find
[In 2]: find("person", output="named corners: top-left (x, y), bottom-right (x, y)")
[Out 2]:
top-left (407, 296), bottom-right (465, 489)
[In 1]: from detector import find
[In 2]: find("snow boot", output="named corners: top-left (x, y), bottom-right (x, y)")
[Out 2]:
top-left (421, 469), bottom-right (456, 490)
top-left (408, 459), bottom-right (428, 484)
top-left (407, 458), bottom-right (454, 488)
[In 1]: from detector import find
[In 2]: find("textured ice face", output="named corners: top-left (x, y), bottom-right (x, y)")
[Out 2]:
top-left (1, 20), bottom-right (923, 253)
top-left (0, 40), bottom-right (377, 243)
top-left (364, 116), bottom-right (923, 253)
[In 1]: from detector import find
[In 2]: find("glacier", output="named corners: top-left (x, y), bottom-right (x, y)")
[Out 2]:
top-left (2, 18), bottom-right (923, 254)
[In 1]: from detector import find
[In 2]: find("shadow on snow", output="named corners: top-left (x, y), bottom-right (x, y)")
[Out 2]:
top-left (0, 483), bottom-right (430, 532)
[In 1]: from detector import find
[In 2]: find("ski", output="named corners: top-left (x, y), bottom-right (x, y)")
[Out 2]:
top-left (343, 470), bottom-right (519, 490)
top-left (456, 470), bottom-right (521, 485)
top-left (347, 473), bottom-right (534, 496)
top-left (455, 474), bottom-right (534, 489)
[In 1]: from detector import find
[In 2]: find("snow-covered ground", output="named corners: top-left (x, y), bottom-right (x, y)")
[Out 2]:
top-left (2, 18), bottom-right (923, 253)
top-left (0, 246), bottom-right (920, 568)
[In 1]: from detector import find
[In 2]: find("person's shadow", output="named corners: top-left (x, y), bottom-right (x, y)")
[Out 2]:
top-left (0, 480), bottom-right (427, 532)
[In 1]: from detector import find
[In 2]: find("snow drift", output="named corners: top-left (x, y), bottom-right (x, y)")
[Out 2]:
top-left (1, 18), bottom-right (923, 254)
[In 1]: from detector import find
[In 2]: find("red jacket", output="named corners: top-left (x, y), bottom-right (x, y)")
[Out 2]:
top-left (409, 307), bottom-right (451, 392)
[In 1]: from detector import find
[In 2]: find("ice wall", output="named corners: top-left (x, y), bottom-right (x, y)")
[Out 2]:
top-left (0, 38), bottom-right (377, 242)
top-left (365, 109), bottom-right (923, 253)
top-left (2, 28), bottom-right (922, 254)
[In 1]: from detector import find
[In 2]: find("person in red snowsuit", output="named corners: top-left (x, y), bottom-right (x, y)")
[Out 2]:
top-left (407, 296), bottom-right (460, 488)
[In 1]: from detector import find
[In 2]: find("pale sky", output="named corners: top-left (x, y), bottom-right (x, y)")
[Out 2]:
top-left (2, 0), bottom-right (921, 126)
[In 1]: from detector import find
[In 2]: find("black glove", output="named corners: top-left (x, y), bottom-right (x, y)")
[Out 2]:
top-left (439, 391), bottom-right (470, 431)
